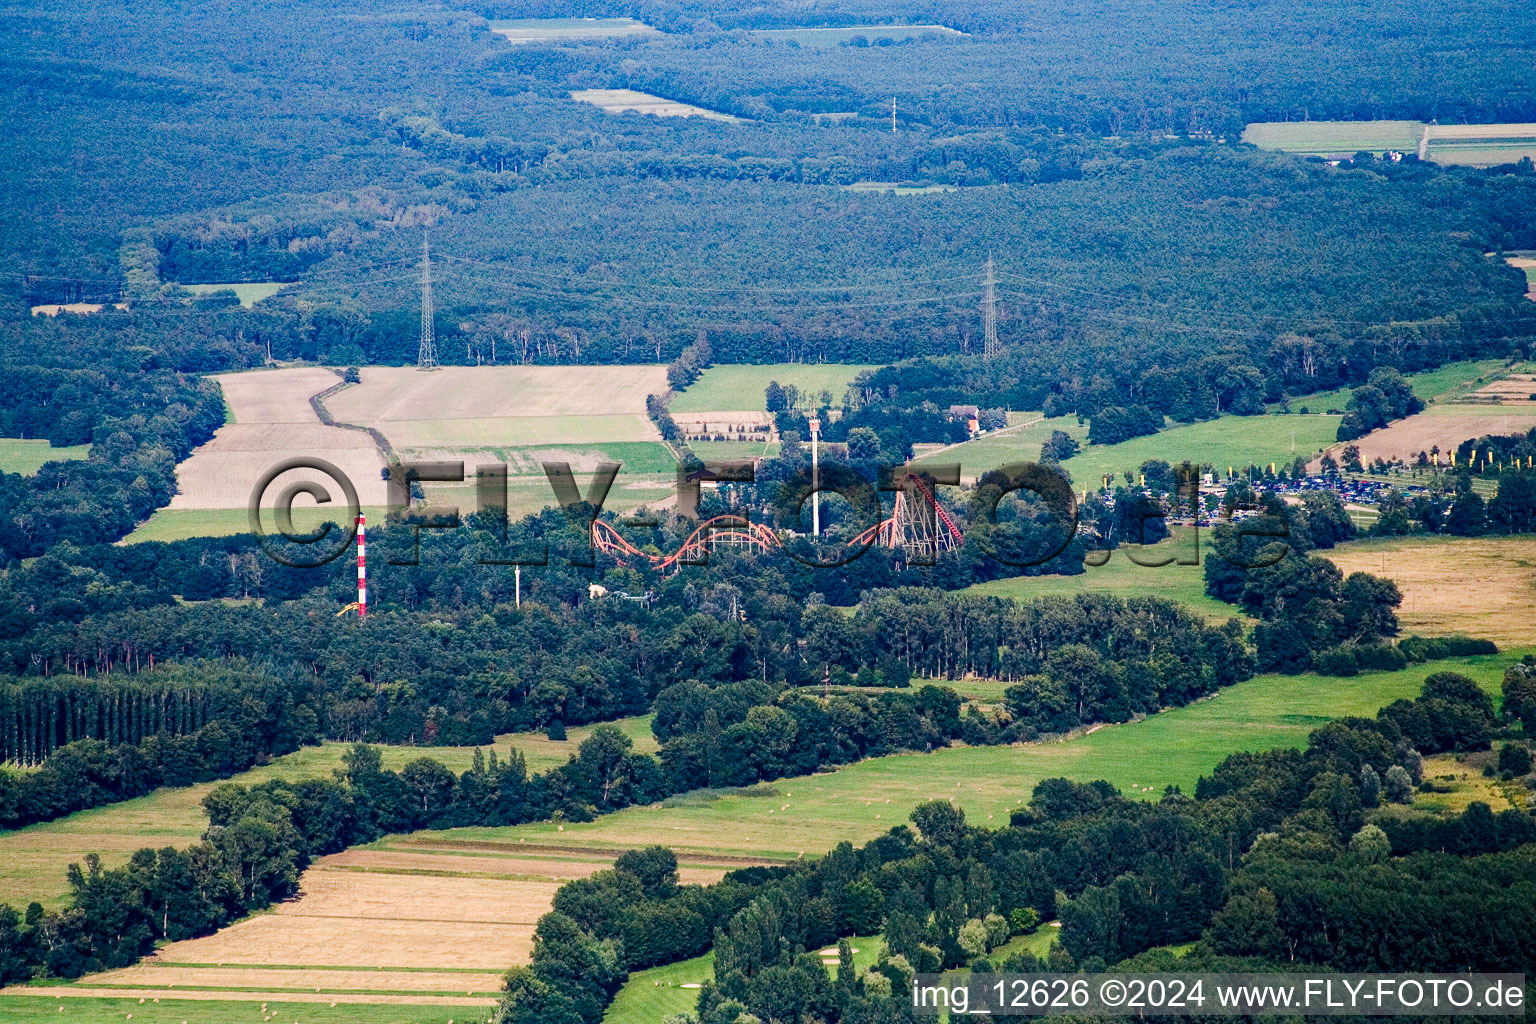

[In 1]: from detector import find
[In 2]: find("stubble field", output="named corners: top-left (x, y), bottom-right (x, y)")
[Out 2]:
top-left (1325, 534), bottom-right (1536, 646)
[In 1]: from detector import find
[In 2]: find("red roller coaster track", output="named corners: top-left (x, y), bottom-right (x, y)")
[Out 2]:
top-left (592, 515), bottom-right (783, 570)
top-left (593, 473), bottom-right (959, 570)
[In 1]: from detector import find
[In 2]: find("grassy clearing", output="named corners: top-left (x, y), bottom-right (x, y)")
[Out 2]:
top-left (571, 90), bottom-right (739, 122)
top-left (1242, 120), bottom-right (1425, 153)
top-left (178, 282), bottom-right (287, 307)
top-left (121, 506), bottom-right (391, 545)
top-left (1280, 357), bottom-right (1509, 415)
top-left (913, 413), bottom-right (1080, 477)
top-left (689, 440), bottom-right (779, 461)
top-left (399, 651), bottom-right (1525, 864)
top-left (748, 24), bottom-right (966, 45)
top-left (1061, 414), bottom-right (1340, 487)
top-left (489, 17), bottom-right (658, 43)
top-left (843, 182), bottom-right (957, 194)
top-left (0, 996), bottom-right (473, 1023)
top-left (670, 364), bottom-right (878, 414)
top-left (964, 528), bottom-right (1241, 624)
top-left (605, 935), bottom-right (885, 1024)
top-left (0, 438), bottom-right (91, 475)
top-left (0, 717), bottom-right (656, 909)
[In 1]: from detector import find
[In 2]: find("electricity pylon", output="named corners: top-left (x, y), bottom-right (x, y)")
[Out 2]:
top-left (981, 255), bottom-right (999, 359)
top-left (418, 233), bottom-right (437, 370)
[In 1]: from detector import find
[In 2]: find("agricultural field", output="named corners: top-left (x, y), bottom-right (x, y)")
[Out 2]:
top-left (0, 716), bottom-right (658, 910)
top-left (0, 438), bottom-right (90, 475)
top-left (570, 89), bottom-right (739, 122)
top-left (1243, 120), bottom-right (1536, 167)
top-left (1511, 256), bottom-right (1536, 299)
top-left (166, 366), bottom-right (389, 510)
top-left (1060, 413), bottom-right (1341, 488)
top-left (1282, 357), bottom-right (1511, 414)
top-left (746, 24), bottom-right (967, 45)
top-left (147, 364), bottom-right (681, 541)
top-left (1320, 404), bottom-right (1536, 467)
top-left (123, 506), bottom-right (390, 544)
top-left (669, 363), bottom-right (877, 413)
top-left (488, 17), bottom-right (659, 43)
top-left (1325, 534), bottom-right (1536, 646)
top-left (2, 844), bottom-right (750, 1012)
top-left (0, 997), bottom-right (472, 1022)
top-left (325, 365), bottom-right (666, 449)
top-left (177, 282), bottom-right (288, 306)
top-left (688, 439), bottom-right (779, 461)
top-left (1241, 120), bottom-right (1426, 155)
top-left (407, 649), bottom-right (1522, 865)
top-left (1423, 123), bottom-right (1536, 166)
top-left (28, 302), bottom-right (127, 316)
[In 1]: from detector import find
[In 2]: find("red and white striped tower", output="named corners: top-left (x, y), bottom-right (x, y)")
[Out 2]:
top-left (356, 513), bottom-right (367, 617)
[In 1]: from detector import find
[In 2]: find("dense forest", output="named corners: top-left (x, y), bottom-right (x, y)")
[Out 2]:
top-left (5, 0), bottom-right (1536, 434)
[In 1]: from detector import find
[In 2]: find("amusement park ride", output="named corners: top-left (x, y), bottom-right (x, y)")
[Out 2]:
top-left (590, 471), bottom-right (962, 571)
top-left (337, 476), bottom-right (964, 617)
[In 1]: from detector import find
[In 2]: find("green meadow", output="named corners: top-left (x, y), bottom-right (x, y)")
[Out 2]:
top-left (964, 528), bottom-right (1240, 623)
top-left (1282, 356), bottom-right (1511, 414)
top-left (1241, 120), bottom-right (1425, 154)
top-left (669, 364), bottom-right (877, 413)
top-left (913, 413), bottom-right (1085, 476)
top-left (605, 934), bottom-right (885, 1024)
top-left (396, 650), bottom-right (1524, 864)
top-left (1060, 413), bottom-right (1341, 487)
top-left (0, 438), bottom-right (91, 475)
top-left (178, 282), bottom-right (288, 307)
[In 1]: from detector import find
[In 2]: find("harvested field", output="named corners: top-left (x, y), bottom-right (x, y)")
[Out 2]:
top-left (29, 301), bottom-right (125, 316)
top-left (1325, 535), bottom-right (1536, 646)
top-left (571, 89), bottom-right (739, 121)
top-left (843, 181), bottom-right (957, 194)
top-left (27, 843), bottom-right (743, 1009)
top-left (670, 410), bottom-right (774, 444)
top-left (80, 965), bottom-right (507, 995)
top-left (1319, 404), bottom-right (1536, 467)
top-left (1424, 123), bottom-right (1536, 166)
top-left (170, 366), bottom-right (387, 510)
top-left (1462, 373), bottom-right (1536, 405)
top-left (324, 365), bottom-right (667, 449)
top-left (489, 16), bottom-right (659, 43)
